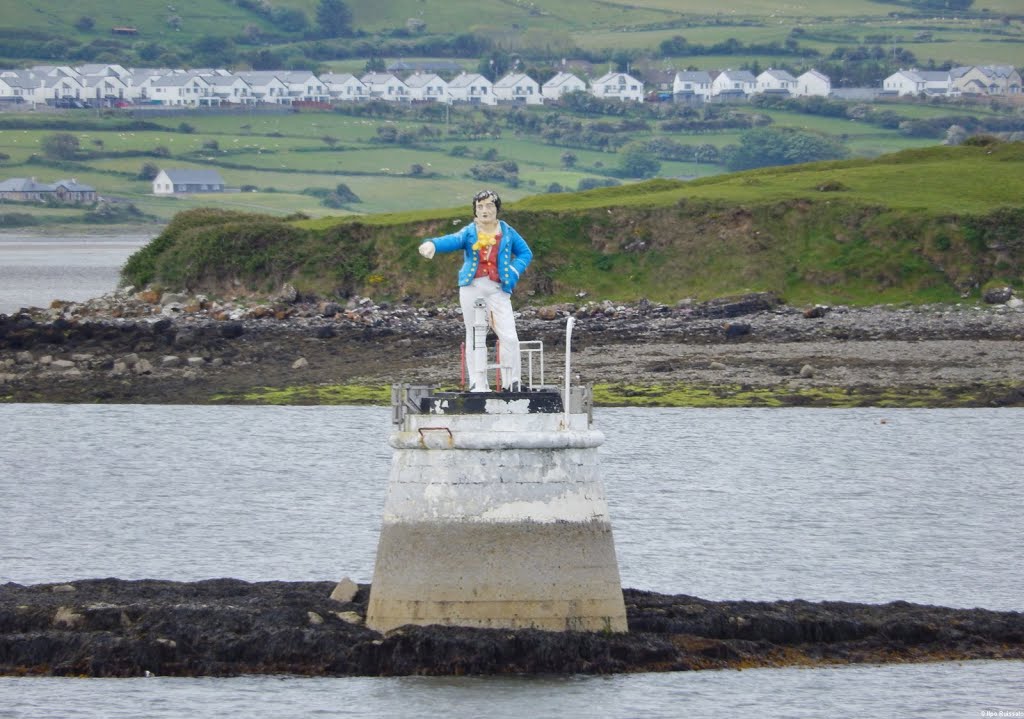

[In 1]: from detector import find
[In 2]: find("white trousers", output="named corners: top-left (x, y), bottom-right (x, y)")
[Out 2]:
top-left (459, 277), bottom-right (520, 391)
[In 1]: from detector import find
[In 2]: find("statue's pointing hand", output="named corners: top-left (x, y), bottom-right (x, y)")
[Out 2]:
top-left (418, 242), bottom-right (436, 260)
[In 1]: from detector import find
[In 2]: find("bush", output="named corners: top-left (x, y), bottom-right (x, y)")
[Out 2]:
top-left (41, 133), bottom-right (80, 160)
top-left (578, 177), bottom-right (620, 191)
top-left (0, 212), bottom-right (39, 227)
top-left (468, 161), bottom-right (519, 187)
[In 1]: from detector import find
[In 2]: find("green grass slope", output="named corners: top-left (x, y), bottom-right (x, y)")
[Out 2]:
top-left (5, 0), bottom-right (1024, 69)
top-left (122, 140), bottom-right (1024, 307)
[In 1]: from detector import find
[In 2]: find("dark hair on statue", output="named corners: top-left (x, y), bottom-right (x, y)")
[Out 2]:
top-left (472, 189), bottom-right (501, 217)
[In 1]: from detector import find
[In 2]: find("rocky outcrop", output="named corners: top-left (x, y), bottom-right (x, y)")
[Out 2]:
top-left (0, 579), bottom-right (1020, 677)
top-left (2, 288), bottom-right (1024, 405)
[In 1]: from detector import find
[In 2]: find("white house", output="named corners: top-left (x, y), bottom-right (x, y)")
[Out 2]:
top-left (321, 72), bottom-right (367, 101)
top-left (152, 169), bottom-right (226, 195)
top-left (204, 75), bottom-right (254, 104)
top-left (672, 71), bottom-right (712, 101)
top-left (32, 73), bottom-right (87, 103)
top-left (0, 73), bottom-right (39, 103)
top-left (129, 68), bottom-right (171, 101)
top-left (235, 72), bottom-right (290, 104)
top-left (404, 73), bottom-right (448, 103)
top-left (447, 73), bottom-right (495, 105)
top-left (360, 72), bottom-right (410, 102)
top-left (711, 69), bottom-right (756, 97)
top-left (795, 69), bottom-right (831, 97)
top-left (542, 72), bottom-right (586, 100)
top-left (148, 74), bottom-right (214, 106)
top-left (493, 72), bottom-right (542, 105)
top-left (590, 72), bottom-right (644, 102)
top-left (278, 70), bottom-right (329, 103)
top-left (951, 65), bottom-right (1022, 96)
top-left (0, 177), bottom-right (97, 203)
top-left (82, 73), bottom-right (130, 103)
top-left (756, 68), bottom-right (798, 95)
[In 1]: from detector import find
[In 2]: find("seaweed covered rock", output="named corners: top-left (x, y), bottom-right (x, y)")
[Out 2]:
top-left (1, 579), bottom-right (1021, 677)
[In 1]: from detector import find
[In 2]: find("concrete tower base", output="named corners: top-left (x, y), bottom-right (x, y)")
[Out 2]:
top-left (366, 388), bottom-right (627, 634)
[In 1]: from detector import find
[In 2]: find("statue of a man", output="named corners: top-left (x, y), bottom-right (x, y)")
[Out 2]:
top-left (418, 190), bottom-right (533, 392)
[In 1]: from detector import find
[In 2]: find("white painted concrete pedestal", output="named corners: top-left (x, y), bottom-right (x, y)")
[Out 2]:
top-left (365, 387), bottom-right (628, 633)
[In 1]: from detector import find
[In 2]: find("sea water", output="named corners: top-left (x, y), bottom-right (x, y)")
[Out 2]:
top-left (1, 404), bottom-right (1022, 718)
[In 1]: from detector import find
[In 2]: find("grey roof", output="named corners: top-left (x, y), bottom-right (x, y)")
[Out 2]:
top-left (494, 73), bottom-right (537, 88)
top-left (979, 65), bottom-right (1019, 78)
top-left (160, 169), bottom-right (225, 185)
top-left (543, 72), bottom-right (584, 88)
top-left (321, 73), bottom-right (361, 84)
top-left (448, 73), bottom-right (490, 88)
top-left (675, 71), bottom-right (712, 82)
top-left (151, 75), bottom-right (210, 87)
top-left (205, 75), bottom-right (250, 87)
top-left (0, 177), bottom-right (94, 192)
top-left (717, 70), bottom-right (757, 82)
top-left (404, 74), bottom-right (444, 89)
top-left (361, 73), bottom-right (404, 86)
top-left (52, 179), bottom-right (95, 192)
top-left (235, 72), bottom-right (286, 85)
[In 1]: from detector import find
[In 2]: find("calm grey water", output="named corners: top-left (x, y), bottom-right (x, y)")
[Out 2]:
top-left (1, 404), bottom-right (1022, 717)
top-left (0, 233), bottom-right (152, 315)
top-left (1, 238), bottom-right (1023, 716)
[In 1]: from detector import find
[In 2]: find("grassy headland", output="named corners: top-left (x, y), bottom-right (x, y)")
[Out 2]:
top-left (122, 140), bottom-right (1024, 307)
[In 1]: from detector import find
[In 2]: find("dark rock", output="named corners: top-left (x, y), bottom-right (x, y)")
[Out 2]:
top-left (723, 322), bottom-right (751, 339)
top-left (220, 322), bottom-right (245, 339)
top-left (173, 328), bottom-right (199, 348)
top-left (697, 292), bottom-right (780, 319)
top-left (150, 318), bottom-right (172, 334)
top-left (983, 286), bottom-right (1013, 304)
top-left (0, 579), bottom-right (1020, 678)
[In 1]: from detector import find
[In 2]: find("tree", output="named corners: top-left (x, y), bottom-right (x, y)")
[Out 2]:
top-left (943, 125), bottom-right (968, 146)
top-left (316, 0), bottom-right (353, 38)
top-left (271, 7), bottom-right (308, 32)
top-left (334, 183), bottom-right (360, 203)
top-left (364, 54), bottom-right (386, 73)
top-left (74, 16), bottom-right (95, 32)
top-left (138, 162), bottom-right (160, 180)
top-left (723, 127), bottom-right (848, 171)
top-left (41, 133), bottom-right (80, 160)
top-left (617, 142), bottom-right (660, 179)
top-left (560, 151), bottom-right (578, 169)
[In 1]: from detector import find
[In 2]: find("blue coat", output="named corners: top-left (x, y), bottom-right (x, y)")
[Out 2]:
top-left (429, 220), bottom-right (533, 294)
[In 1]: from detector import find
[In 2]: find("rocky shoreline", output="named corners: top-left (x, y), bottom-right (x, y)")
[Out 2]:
top-left (2, 287), bottom-right (1024, 406)
top-left (1, 578), bottom-right (1021, 677)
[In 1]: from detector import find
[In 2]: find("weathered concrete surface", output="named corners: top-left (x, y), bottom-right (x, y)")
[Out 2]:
top-left (1, 579), bottom-right (1021, 677)
top-left (367, 402), bottom-right (627, 633)
top-left (368, 521), bottom-right (626, 632)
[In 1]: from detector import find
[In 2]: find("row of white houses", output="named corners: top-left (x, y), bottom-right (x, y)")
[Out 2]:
top-left (0, 63), bottom-right (643, 106)
top-left (882, 65), bottom-right (1022, 97)
top-left (1, 62), bottom-right (1018, 108)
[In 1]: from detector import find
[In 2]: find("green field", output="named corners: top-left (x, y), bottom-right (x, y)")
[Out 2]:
top-left (1, 87), bottom-right (1019, 228)
top-left (3, 0), bottom-right (1022, 70)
